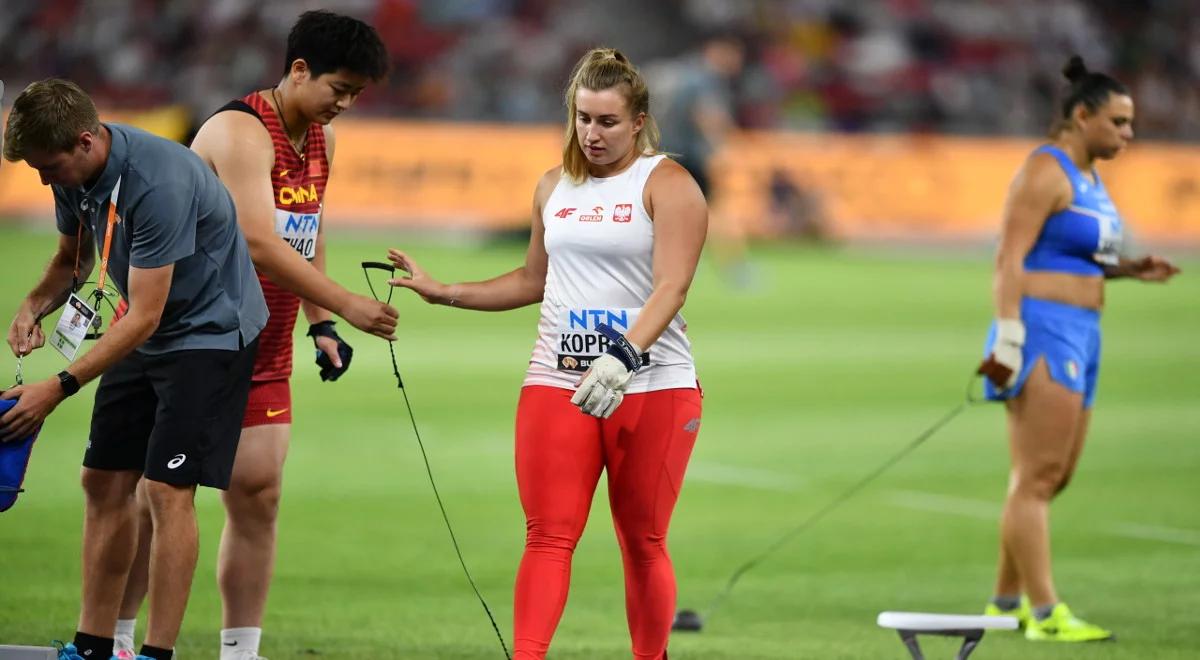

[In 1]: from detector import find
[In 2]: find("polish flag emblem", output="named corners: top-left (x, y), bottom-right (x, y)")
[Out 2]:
top-left (613, 203), bottom-right (633, 223)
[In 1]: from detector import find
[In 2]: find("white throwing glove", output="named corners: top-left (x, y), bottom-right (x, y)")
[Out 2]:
top-left (570, 323), bottom-right (643, 419)
top-left (981, 318), bottom-right (1025, 389)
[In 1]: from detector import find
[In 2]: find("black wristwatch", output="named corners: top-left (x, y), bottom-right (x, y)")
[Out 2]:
top-left (57, 370), bottom-right (81, 397)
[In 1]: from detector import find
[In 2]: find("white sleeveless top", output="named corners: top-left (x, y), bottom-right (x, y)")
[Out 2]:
top-left (523, 154), bottom-right (698, 393)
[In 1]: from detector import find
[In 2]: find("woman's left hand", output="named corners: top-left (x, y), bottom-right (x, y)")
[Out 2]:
top-left (386, 248), bottom-right (450, 304)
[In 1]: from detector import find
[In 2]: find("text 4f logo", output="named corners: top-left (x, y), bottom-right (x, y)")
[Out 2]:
top-left (579, 206), bottom-right (604, 222)
top-left (554, 207), bottom-right (576, 219)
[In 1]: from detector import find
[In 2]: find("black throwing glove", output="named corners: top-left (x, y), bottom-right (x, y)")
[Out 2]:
top-left (307, 320), bottom-right (353, 382)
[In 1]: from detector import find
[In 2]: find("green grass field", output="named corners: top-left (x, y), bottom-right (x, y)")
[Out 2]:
top-left (1, 225), bottom-right (1197, 659)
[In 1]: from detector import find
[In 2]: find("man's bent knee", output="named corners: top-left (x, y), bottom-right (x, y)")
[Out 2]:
top-left (80, 468), bottom-right (140, 507)
top-left (225, 425), bottom-right (289, 523)
top-left (142, 478), bottom-right (197, 515)
top-left (225, 480), bottom-right (282, 527)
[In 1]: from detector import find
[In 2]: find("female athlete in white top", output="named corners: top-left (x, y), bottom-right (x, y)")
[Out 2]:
top-left (387, 47), bottom-right (707, 660)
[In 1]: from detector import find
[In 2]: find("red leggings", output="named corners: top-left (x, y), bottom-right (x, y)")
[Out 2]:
top-left (513, 385), bottom-right (702, 659)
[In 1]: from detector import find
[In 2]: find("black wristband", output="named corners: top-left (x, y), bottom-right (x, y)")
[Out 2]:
top-left (307, 320), bottom-right (338, 345)
top-left (57, 370), bottom-right (81, 397)
top-left (596, 323), bottom-right (643, 373)
top-left (308, 321), bottom-right (353, 382)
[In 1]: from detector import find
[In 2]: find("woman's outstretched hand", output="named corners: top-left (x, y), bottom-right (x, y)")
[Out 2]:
top-left (387, 248), bottom-right (451, 305)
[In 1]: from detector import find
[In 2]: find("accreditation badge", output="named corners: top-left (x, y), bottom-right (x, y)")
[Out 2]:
top-left (556, 307), bottom-right (650, 373)
top-left (50, 293), bottom-right (97, 361)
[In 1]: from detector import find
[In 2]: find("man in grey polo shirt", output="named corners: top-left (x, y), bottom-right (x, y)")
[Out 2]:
top-left (1, 79), bottom-right (267, 660)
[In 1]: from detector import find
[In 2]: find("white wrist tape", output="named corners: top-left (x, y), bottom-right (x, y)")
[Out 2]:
top-left (991, 318), bottom-right (1025, 388)
top-left (995, 318), bottom-right (1025, 347)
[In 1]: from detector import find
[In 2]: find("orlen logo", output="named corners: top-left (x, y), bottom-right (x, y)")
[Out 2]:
top-left (613, 203), bottom-right (633, 223)
top-left (568, 309), bottom-right (629, 331)
top-left (553, 207), bottom-right (576, 219)
top-left (579, 205), bottom-right (604, 222)
top-left (279, 184), bottom-right (319, 205)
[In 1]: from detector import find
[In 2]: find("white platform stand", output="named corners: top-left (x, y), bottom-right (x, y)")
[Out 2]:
top-left (877, 612), bottom-right (1019, 660)
top-left (0, 646), bottom-right (57, 660)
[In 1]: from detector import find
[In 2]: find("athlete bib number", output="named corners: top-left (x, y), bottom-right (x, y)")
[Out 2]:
top-left (556, 307), bottom-right (650, 373)
top-left (274, 208), bottom-right (320, 260)
top-left (1093, 212), bottom-right (1122, 266)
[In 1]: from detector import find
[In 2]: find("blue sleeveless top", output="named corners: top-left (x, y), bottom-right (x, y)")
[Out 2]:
top-left (1023, 145), bottom-right (1123, 276)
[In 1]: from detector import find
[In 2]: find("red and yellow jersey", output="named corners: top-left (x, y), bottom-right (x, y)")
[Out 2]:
top-left (218, 91), bottom-right (330, 381)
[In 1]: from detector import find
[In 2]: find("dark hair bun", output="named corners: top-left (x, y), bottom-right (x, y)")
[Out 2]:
top-left (1063, 55), bottom-right (1089, 84)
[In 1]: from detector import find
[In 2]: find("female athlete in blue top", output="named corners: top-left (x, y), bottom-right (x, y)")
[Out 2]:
top-left (977, 55), bottom-right (1180, 642)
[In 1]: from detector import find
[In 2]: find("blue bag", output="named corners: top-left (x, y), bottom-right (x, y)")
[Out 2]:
top-left (0, 397), bottom-right (41, 512)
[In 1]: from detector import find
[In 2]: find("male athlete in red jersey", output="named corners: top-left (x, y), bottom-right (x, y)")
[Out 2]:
top-left (114, 11), bottom-right (395, 659)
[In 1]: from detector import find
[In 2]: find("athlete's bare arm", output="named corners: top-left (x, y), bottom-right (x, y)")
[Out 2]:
top-left (192, 112), bottom-right (397, 340)
top-left (299, 123), bottom-right (344, 365)
top-left (1103, 255), bottom-right (1180, 281)
top-left (386, 166), bottom-right (556, 311)
top-left (623, 159), bottom-right (707, 350)
top-left (993, 153), bottom-right (1069, 318)
top-left (301, 123), bottom-right (336, 327)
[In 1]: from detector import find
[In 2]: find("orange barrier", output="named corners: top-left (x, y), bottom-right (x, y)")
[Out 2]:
top-left (714, 133), bottom-right (1200, 243)
top-left (3, 114), bottom-right (1198, 243)
top-left (322, 119), bottom-right (561, 228)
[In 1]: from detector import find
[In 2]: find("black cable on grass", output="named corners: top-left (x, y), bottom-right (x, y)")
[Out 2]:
top-left (674, 373), bottom-right (990, 632)
top-left (362, 261), bottom-right (511, 660)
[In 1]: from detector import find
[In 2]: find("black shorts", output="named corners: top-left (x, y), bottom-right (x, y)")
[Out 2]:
top-left (83, 339), bottom-right (258, 489)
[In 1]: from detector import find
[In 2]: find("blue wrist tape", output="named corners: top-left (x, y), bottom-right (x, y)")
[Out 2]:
top-left (596, 323), bottom-right (643, 373)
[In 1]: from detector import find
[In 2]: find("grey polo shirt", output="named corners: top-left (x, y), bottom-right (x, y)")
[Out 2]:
top-left (53, 123), bottom-right (267, 355)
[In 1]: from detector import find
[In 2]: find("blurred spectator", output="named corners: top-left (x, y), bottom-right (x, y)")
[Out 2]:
top-left (655, 32), bottom-right (744, 199)
top-left (0, 0), bottom-right (1196, 141)
top-left (653, 33), bottom-right (759, 284)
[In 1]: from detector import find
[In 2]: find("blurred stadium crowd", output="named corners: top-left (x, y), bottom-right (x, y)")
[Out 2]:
top-left (1, 0), bottom-right (1197, 140)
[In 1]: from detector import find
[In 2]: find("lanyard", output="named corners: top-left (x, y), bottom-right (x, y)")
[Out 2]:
top-left (75, 177), bottom-right (121, 291)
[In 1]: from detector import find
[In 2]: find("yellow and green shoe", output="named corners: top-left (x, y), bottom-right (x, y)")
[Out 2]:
top-left (984, 596), bottom-right (1031, 630)
top-left (1025, 603), bottom-right (1115, 642)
